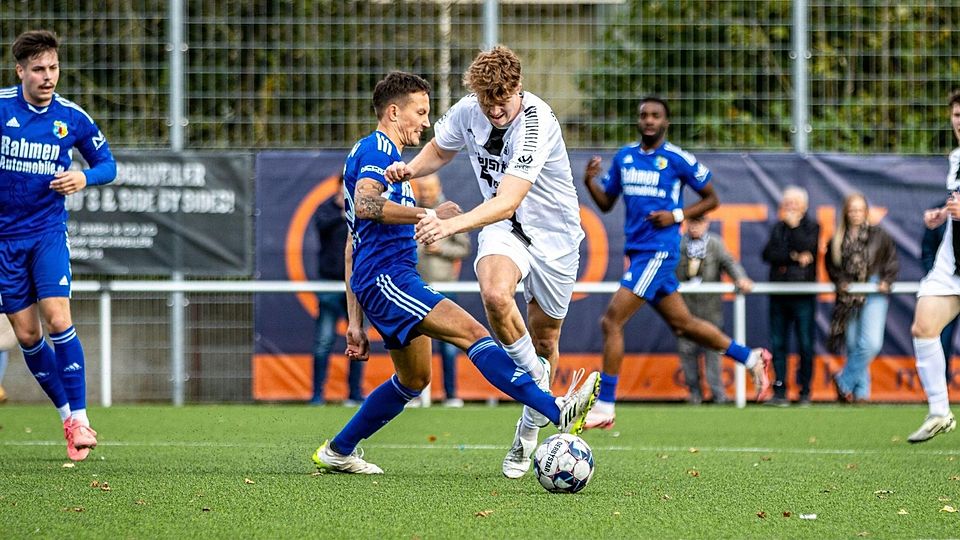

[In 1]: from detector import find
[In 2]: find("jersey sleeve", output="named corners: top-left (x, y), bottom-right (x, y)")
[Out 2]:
top-left (356, 145), bottom-right (395, 188)
top-left (600, 151), bottom-right (623, 198)
top-left (670, 147), bottom-right (711, 192)
top-left (72, 110), bottom-right (116, 186)
top-left (432, 96), bottom-right (469, 152)
top-left (503, 103), bottom-right (556, 183)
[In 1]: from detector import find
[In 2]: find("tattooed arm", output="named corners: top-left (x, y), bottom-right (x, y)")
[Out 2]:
top-left (354, 178), bottom-right (433, 225)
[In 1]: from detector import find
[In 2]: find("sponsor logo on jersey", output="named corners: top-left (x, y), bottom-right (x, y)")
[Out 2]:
top-left (360, 164), bottom-right (385, 176)
top-left (5, 117), bottom-right (20, 128)
top-left (518, 154), bottom-right (533, 164)
top-left (92, 130), bottom-right (106, 150)
top-left (52, 120), bottom-right (68, 139)
top-left (655, 156), bottom-right (668, 170)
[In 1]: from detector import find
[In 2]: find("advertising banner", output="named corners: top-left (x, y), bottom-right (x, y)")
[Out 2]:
top-left (254, 150), bottom-right (959, 402)
top-left (67, 151), bottom-right (253, 276)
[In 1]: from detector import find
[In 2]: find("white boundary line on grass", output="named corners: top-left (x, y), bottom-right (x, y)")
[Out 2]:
top-left (3, 440), bottom-right (959, 456)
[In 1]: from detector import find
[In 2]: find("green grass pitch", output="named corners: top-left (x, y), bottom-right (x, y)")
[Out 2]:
top-left (1, 403), bottom-right (958, 538)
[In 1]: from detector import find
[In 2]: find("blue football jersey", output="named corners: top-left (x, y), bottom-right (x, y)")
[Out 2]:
top-left (601, 140), bottom-right (711, 253)
top-left (343, 130), bottom-right (418, 291)
top-left (0, 85), bottom-right (116, 239)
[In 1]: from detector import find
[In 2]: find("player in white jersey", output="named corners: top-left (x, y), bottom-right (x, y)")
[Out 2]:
top-left (385, 46), bottom-right (586, 479)
top-left (906, 91), bottom-right (960, 443)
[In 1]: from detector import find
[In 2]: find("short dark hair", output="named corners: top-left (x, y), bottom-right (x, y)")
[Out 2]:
top-left (12, 30), bottom-right (59, 64)
top-left (638, 96), bottom-right (670, 118)
top-left (949, 90), bottom-right (960, 109)
top-left (372, 72), bottom-right (431, 119)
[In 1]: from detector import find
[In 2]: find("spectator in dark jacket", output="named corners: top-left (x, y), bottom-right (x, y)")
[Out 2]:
top-left (922, 201), bottom-right (957, 380)
top-left (762, 186), bottom-right (820, 406)
top-left (826, 193), bottom-right (899, 402)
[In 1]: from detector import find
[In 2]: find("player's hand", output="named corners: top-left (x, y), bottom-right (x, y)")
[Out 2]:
top-left (434, 200), bottom-right (462, 219)
top-left (384, 161), bottom-right (413, 184)
top-left (948, 192), bottom-right (960, 220)
top-left (735, 278), bottom-right (754, 293)
top-left (584, 156), bottom-right (602, 183)
top-left (646, 209), bottom-right (675, 228)
top-left (924, 207), bottom-right (948, 229)
top-left (345, 324), bottom-right (370, 361)
top-left (414, 214), bottom-right (454, 245)
top-left (49, 171), bottom-right (88, 195)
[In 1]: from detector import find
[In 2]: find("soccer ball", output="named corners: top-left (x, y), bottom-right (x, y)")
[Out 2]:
top-left (532, 433), bottom-right (595, 493)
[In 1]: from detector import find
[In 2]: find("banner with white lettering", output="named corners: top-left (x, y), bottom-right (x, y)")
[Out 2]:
top-left (66, 152), bottom-right (253, 276)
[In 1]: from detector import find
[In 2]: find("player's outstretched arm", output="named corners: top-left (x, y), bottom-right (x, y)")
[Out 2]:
top-left (354, 178), bottom-right (435, 225)
top-left (384, 140), bottom-right (458, 183)
top-left (414, 175), bottom-right (531, 244)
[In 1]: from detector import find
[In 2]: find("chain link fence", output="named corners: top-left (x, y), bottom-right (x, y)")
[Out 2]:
top-left (3, 1), bottom-right (958, 152)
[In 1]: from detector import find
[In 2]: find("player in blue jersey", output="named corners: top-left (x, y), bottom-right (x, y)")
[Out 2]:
top-left (311, 72), bottom-right (599, 474)
top-left (581, 97), bottom-right (772, 430)
top-left (0, 30), bottom-right (116, 461)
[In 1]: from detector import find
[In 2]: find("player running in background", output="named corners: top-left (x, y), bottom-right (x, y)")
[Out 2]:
top-left (384, 46), bottom-right (589, 479)
top-left (312, 71), bottom-right (599, 475)
top-left (905, 90), bottom-right (960, 443)
top-left (0, 30), bottom-right (116, 460)
top-left (580, 97), bottom-right (772, 430)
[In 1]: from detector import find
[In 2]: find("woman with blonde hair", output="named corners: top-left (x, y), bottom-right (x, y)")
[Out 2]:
top-left (826, 193), bottom-right (899, 402)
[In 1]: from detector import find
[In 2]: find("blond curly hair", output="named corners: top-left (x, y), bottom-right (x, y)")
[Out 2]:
top-left (463, 45), bottom-right (522, 106)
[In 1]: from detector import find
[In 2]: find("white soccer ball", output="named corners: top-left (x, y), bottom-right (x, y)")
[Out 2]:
top-left (532, 433), bottom-right (595, 493)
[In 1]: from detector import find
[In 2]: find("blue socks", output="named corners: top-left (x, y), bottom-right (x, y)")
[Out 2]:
top-left (598, 373), bottom-right (618, 403)
top-left (332, 374), bottom-right (420, 455)
top-left (468, 337), bottom-right (560, 425)
top-left (51, 326), bottom-right (87, 412)
top-left (724, 341), bottom-right (751, 364)
top-left (22, 338), bottom-right (68, 409)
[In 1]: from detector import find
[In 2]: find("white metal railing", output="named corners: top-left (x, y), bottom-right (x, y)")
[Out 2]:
top-left (74, 280), bottom-right (922, 408)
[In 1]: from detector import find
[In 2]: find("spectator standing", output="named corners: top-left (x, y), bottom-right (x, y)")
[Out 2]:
top-left (311, 175), bottom-right (365, 406)
top-left (762, 186), bottom-right (820, 406)
top-left (826, 193), bottom-right (899, 403)
top-left (676, 214), bottom-right (754, 404)
top-left (415, 174), bottom-right (471, 407)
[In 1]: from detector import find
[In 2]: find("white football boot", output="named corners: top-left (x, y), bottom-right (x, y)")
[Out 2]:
top-left (907, 412), bottom-right (956, 444)
top-left (502, 358), bottom-right (551, 478)
top-left (312, 440), bottom-right (383, 474)
top-left (557, 369), bottom-right (601, 435)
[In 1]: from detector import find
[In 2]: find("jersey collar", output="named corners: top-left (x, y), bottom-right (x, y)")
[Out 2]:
top-left (17, 85), bottom-right (52, 114)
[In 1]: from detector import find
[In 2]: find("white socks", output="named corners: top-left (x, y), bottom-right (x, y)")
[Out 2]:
top-left (503, 333), bottom-right (544, 381)
top-left (57, 404), bottom-right (71, 423)
top-left (914, 337), bottom-right (951, 417)
top-left (71, 408), bottom-right (89, 426)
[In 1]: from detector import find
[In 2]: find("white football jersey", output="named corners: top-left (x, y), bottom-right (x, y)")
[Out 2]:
top-left (433, 92), bottom-right (584, 259)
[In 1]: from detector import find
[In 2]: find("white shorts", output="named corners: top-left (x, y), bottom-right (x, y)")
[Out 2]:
top-left (919, 226), bottom-right (960, 297)
top-left (474, 226), bottom-right (579, 320)
top-left (918, 264), bottom-right (960, 297)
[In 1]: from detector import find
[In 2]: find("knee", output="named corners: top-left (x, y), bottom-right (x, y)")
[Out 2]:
top-left (397, 372), bottom-right (432, 391)
top-left (44, 314), bottom-right (73, 334)
top-left (15, 327), bottom-right (42, 346)
top-left (911, 320), bottom-right (939, 339)
top-left (600, 313), bottom-right (622, 336)
top-left (480, 288), bottom-right (515, 318)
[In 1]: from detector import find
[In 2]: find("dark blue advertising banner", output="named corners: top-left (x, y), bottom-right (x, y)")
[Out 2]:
top-left (254, 149), bottom-right (951, 400)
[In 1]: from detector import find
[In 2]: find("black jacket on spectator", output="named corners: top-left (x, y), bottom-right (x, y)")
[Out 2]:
top-left (314, 197), bottom-right (348, 281)
top-left (762, 214), bottom-right (820, 282)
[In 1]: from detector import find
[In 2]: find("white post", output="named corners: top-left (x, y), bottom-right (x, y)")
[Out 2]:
top-left (733, 292), bottom-right (747, 408)
top-left (99, 289), bottom-right (112, 407)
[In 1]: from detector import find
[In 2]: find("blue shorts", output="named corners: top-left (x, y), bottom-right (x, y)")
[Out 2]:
top-left (354, 266), bottom-right (445, 350)
top-left (0, 230), bottom-right (72, 314)
top-left (621, 250), bottom-right (679, 305)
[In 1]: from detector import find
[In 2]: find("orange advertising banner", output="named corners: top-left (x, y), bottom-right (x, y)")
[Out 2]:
top-left (253, 353), bottom-right (955, 403)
